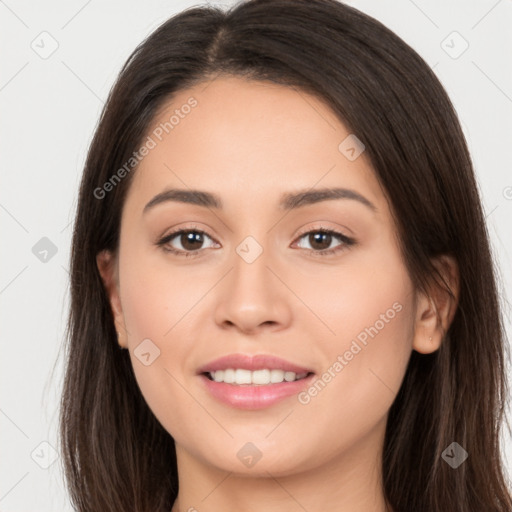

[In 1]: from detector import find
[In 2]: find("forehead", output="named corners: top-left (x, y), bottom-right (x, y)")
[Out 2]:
top-left (124, 75), bottom-right (386, 215)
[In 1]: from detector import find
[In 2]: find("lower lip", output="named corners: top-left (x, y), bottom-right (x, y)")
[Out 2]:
top-left (199, 373), bottom-right (315, 410)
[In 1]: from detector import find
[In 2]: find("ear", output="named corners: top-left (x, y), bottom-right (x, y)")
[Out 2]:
top-left (96, 249), bottom-right (128, 348)
top-left (412, 254), bottom-right (459, 354)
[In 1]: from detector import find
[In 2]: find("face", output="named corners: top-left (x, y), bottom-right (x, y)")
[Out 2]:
top-left (100, 76), bottom-right (422, 477)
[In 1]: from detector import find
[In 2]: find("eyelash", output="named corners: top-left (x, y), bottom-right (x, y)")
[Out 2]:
top-left (155, 225), bottom-right (356, 258)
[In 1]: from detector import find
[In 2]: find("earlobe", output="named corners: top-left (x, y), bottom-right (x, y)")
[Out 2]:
top-left (412, 255), bottom-right (459, 354)
top-left (96, 250), bottom-right (127, 348)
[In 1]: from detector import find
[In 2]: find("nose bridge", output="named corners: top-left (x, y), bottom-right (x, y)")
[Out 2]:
top-left (213, 231), bottom-right (291, 332)
top-left (230, 232), bottom-right (274, 300)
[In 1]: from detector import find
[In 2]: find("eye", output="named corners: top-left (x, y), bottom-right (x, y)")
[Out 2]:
top-left (156, 226), bottom-right (355, 258)
top-left (293, 228), bottom-right (355, 256)
top-left (156, 226), bottom-right (218, 257)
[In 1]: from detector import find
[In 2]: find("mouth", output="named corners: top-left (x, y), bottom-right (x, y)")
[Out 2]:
top-left (198, 369), bottom-right (315, 411)
top-left (197, 353), bottom-right (316, 409)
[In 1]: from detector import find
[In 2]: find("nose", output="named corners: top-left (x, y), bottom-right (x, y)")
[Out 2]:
top-left (213, 244), bottom-right (292, 335)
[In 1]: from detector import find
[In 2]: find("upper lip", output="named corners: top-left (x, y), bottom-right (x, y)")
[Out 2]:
top-left (197, 354), bottom-right (314, 374)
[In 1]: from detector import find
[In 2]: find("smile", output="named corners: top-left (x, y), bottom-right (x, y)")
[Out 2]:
top-left (205, 369), bottom-right (311, 385)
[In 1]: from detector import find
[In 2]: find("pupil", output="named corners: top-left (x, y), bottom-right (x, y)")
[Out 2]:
top-left (182, 232), bottom-right (203, 250)
top-left (310, 232), bottom-right (331, 250)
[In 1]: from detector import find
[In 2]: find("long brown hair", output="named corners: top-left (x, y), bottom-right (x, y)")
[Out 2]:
top-left (59, 0), bottom-right (512, 510)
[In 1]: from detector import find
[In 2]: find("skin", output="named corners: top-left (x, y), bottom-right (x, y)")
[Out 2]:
top-left (97, 76), bottom-right (458, 512)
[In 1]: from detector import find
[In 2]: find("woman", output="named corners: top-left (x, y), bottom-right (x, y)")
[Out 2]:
top-left (59, 0), bottom-right (512, 510)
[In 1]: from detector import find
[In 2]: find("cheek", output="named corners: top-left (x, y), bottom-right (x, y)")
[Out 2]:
top-left (116, 245), bottom-right (194, 412)
top-left (297, 263), bottom-right (414, 441)
top-left (118, 240), bottom-right (199, 342)
top-left (289, 306), bottom-right (413, 473)
top-left (297, 237), bottom-right (414, 403)
top-left (297, 245), bottom-right (412, 354)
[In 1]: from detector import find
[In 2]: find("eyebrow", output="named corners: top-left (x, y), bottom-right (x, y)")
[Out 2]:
top-left (143, 187), bottom-right (377, 214)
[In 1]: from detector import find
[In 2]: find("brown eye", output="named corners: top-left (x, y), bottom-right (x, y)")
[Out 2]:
top-left (157, 228), bottom-right (217, 256)
top-left (178, 231), bottom-right (206, 251)
top-left (307, 232), bottom-right (334, 251)
top-left (294, 228), bottom-right (355, 256)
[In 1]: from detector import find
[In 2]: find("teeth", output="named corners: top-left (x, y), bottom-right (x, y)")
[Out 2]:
top-left (208, 369), bottom-right (309, 385)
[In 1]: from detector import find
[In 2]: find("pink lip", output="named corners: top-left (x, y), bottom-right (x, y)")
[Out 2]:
top-left (199, 373), bottom-right (315, 410)
top-left (197, 353), bottom-right (313, 374)
top-left (197, 353), bottom-right (315, 410)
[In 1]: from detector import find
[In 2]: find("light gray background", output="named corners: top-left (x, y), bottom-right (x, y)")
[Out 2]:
top-left (1, 0), bottom-right (511, 510)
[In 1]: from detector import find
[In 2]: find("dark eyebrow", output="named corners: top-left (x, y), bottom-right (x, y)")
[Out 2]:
top-left (279, 187), bottom-right (377, 212)
top-left (143, 188), bottom-right (222, 213)
top-left (143, 187), bottom-right (377, 214)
